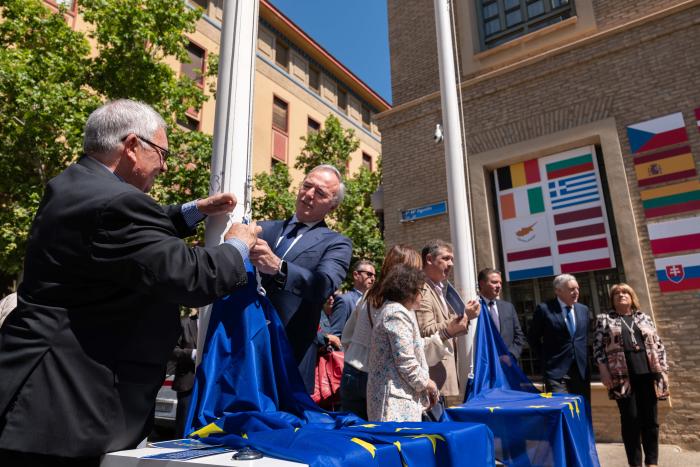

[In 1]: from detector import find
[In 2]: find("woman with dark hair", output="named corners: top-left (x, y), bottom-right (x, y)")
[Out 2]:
top-left (340, 245), bottom-right (422, 419)
top-left (593, 283), bottom-right (668, 467)
top-left (341, 245), bottom-right (459, 419)
top-left (366, 265), bottom-right (439, 422)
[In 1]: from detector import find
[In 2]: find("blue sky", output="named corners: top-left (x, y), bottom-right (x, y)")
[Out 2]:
top-left (268, 0), bottom-right (392, 104)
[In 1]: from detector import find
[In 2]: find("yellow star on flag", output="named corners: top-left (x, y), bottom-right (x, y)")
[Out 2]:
top-left (242, 433), bottom-right (248, 439)
top-left (190, 422), bottom-right (223, 439)
top-left (351, 437), bottom-right (377, 458)
top-left (395, 427), bottom-right (422, 432)
top-left (393, 441), bottom-right (408, 467)
top-left (358, 424), bottom-right (379, 428)
top-left (562, 402), bottom-right (574, 417)
top-left (486, 406), bottom-right (501, 413)
top-left (539, 392), bottom-right (553, 398)
top-left (409, 434), bottom-right (446, 454)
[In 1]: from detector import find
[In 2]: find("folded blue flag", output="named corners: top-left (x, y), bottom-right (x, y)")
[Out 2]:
top-left (186, 262), bottom-right (495, 467)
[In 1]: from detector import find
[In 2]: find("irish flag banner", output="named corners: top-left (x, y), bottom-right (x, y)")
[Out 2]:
top-left (655, 252), bottom-right (700, 292)
top-left (495, 146), bottom-right (616, 281)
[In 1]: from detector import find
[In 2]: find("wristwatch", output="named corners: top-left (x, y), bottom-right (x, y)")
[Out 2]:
top-left (273, 260), bottom-right (287, 287)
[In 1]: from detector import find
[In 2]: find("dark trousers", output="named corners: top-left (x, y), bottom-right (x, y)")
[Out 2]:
top-left (545, 362), bottom-right (591, 418)
top-left (545, 362), bottom-right (591, 401)
top-left (616, 374), bottom-right (659, 466)
top-left (0, 449), bottom-right (100, 467)
top-left (339, 364), bottom-right (368, 420)
top-left (176, 389), bottom-right (193, 438)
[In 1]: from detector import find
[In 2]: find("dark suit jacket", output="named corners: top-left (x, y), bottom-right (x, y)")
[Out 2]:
top-left (528, 299), bottom-right (590, 381)
top-left (172, 314), bottom-right (198, 393)
top-left (492, 299), bottom-right (526, 360)
top-left (259, 218), bottom-right (351, 391)
top-left (0, 156), bottom-right (247, 457)
top-left (316, 288), bottom-right (362, 345)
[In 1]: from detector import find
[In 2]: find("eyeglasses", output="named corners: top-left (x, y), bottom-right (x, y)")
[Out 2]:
top-left (122, 134), bottom-right (171, 166)
top-left (356, 270), bottom-right (376, 278)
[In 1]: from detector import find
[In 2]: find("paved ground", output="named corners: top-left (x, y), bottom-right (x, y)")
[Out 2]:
top-left (597, 443), bottom-right (700, 466)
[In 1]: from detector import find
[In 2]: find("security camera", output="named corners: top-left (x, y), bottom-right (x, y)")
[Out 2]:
top-left (433, 123), bottom-right (443, 144)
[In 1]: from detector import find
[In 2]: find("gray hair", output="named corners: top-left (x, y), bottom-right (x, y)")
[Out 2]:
top-left (353, 259), bottom-right (375, 273)
top-left (83, 99), bottom-right (166, 155)
top-left (308, 164), bottom-right (346, 207)
top-left (553, 274), bottom-right (577, 290)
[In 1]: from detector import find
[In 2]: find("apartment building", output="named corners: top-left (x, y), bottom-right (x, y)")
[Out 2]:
top-left (46, 0), bottom-right (389, 184)
top-left (378, 0), bottom-right (700, 447)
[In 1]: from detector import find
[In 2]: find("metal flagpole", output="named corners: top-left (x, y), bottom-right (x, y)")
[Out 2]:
top-left (197, 0), bottom-right (259, 364)
top-left (433, 0), bottom-right (478, 395)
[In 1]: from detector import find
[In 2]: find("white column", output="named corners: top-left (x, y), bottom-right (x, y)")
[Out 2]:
top-left (197, 0), bottom-right (259, 364)
top-left (433, 0), bottom-right (478, 396)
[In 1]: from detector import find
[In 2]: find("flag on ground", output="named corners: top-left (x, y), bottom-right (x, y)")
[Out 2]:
top-left (633, 146), bottom-right (697, 187)
top-left (648, 215), bottom-right (700, 255)
top-left (654, 252), bottom-right (700, 292)
top-left (640, 180), bottom-right (700, 218)
top-left (627, 112), bottom-right (688, 154)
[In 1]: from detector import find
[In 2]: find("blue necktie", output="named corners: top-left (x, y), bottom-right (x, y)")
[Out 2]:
top-left (275, 222), bottom-right (305, 258)
top-left (564, 305), bottom-right (576, 336)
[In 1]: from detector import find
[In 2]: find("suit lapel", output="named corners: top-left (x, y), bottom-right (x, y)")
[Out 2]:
top-left (550, 300), bottom-right (568, 332)
top-left (283, 221), bottom-right (328, 262)
top-left (264, 219), bottom-right (288, 249)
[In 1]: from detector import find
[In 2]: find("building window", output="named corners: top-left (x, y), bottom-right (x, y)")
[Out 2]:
top-left (275, 41), bottom-right (289, 71)
top-left (189, 0), bottom-right (208, 10)
top-left (362, 152), bottom-right (373, 171)
top-left (308, 65), bottom-right (320, 93)
top-left (271, 96), bottom-right (288, 163)
top-left (182, 41), bottom-right (206, 87)
top-left (337, 88), bottom-right (348, 114)
top-left (178, 115), bottom-right (200, 132)
top-left (361, 105), bottom-right (372, 130)
top-left (476, 0), bottom-right (575, 50)
top-left (307, 117), bottom-right (320, 134)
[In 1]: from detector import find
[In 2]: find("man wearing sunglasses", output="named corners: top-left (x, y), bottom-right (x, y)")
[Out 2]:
top-left (316, 259), bottom-right (376, 350)
top-left (0, 99), bottom-right (260, 465)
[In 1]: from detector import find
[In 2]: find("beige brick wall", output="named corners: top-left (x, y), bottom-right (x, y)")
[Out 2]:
top-left (379, 2), bottom-right (700, 448)
top-left (386, 0), bottom-right (440, 106)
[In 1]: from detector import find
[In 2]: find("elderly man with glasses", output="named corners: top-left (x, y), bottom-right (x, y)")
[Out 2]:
top-left (0, 99), bottom-right (260, 465)
top-left (250, 164), bottom-right (352, 394)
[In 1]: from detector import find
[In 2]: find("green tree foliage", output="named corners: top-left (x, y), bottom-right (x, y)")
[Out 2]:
top-left (253, 114), bottom-right (384, 283)
top-left (0, 0), bottom-right (213, 281)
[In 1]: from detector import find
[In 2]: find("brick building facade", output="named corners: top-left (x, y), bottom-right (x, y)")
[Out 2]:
top-left (378, 0), bottom-right (700, 447)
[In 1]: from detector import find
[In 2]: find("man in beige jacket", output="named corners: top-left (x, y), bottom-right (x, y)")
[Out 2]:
top-left (415, 239), bottom-right (480, 407)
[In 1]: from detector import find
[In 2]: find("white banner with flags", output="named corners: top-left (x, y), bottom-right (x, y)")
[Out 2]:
top-left (494, 146), bottom-right (616, 282)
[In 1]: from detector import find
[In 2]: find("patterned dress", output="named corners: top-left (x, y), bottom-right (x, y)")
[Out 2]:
top-left (593, 310), bottom-right (668, 399)
top-left (366, 301), bottom-right (430, 422)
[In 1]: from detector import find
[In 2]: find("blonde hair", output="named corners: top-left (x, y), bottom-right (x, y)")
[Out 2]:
top-left (609, 283), bottom-right (641, 312)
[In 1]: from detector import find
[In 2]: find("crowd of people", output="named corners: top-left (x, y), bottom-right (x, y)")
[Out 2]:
top-left (0, 99), bottom-right (670, 467)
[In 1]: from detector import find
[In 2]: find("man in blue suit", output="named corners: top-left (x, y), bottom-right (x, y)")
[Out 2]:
top-left (528, 273), bottom-right (591, 404)
top-left (250, 165), bottom-right (352, 393)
